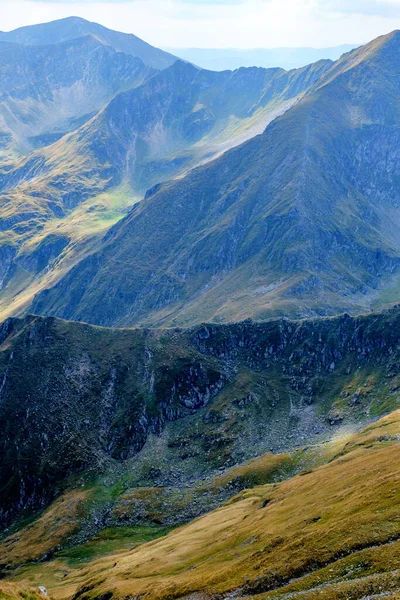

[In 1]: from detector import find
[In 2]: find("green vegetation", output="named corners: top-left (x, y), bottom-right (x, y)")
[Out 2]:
top-left (0, 583), bottom-right (44, 600)
top-left (0, 309), bottom-right (398, 599)
top-left (57, 525), bottom-right (175, 566)
top-left (0, 53), bottom-right (331, 326)
top-left (1, 22), bottom-right (400, 600)
top-left (0, 308), bottom-right (398, 531)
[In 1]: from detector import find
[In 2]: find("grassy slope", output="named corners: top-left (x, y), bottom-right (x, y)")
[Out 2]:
top-left (5, 410), bottom-right (400, 600)
top-left (0, 583), bottom-right (44, 600)
top-left (0, 185), bottom-right (136, 321)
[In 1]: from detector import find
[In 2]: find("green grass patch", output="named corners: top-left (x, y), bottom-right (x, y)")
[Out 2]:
top-left (57, 525), bottom-right (175, 566)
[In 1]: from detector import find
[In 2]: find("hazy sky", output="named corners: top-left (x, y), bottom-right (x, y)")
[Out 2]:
top-left (1, 0), bottom-right (400, 48)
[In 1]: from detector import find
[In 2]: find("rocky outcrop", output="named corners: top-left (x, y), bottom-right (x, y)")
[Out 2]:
top-left (0, 307), bottom-right (399, 526)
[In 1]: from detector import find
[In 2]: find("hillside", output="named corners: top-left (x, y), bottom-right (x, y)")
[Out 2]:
top-left (0, 306), bottom-right (399, 527)
top-left (31, 31), bottom-right (400, 327)
top-left (0, 16), bottom-right (177, 69)
top-left (50, 414), bottom-right (400, 600)
top-left (0, 307), bottom-right (398, 599)
top-left (3, 410), bottom-right (400, 600)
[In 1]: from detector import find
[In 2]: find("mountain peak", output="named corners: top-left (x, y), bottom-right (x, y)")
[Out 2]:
top-left (313, 28), bottom-right (400, 91)
top-left (0, 16), bottom-right (177, 69)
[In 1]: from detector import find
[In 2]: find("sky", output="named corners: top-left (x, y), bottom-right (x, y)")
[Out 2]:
top-left (1, 0), bottom-right (400, 48)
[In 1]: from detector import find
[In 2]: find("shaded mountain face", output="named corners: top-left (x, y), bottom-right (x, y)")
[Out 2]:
top-left (32, 31), bottom-right (400, 327)
top-left (0, 35), bottom-right (155, 159)
top-left (0, 58), bottom-right (331, 320)
top-left (0, 16), bottom-right (177, 69)
top-left (0, 307), bottom-right (399, 525)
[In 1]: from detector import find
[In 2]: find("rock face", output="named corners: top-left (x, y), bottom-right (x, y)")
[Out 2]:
top-left (0, 307), bottom-right (399, 525)
top-left (31, 31), bottom-right (400, 327)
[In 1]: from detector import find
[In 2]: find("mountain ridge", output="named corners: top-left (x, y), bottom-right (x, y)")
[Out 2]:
top-left (0, 305), bottom-right (399, 524)
top-left (0, 33), bottom-right (156, 159)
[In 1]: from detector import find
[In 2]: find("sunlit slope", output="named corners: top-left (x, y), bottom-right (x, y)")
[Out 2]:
top-left (32, 31), bottom-right (400, 327)
top-left (0, 185), bottom-right (135, 324)
top-left (9, 410), bottom-right (400, 600)
top-left (0, 582), bottom-right (44, 600)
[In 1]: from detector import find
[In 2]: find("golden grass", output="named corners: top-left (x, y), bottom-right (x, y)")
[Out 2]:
top-left (0, 185), bottom-right (134, 323)
top-left (9, 410), bottom-right (399, 600)
top-left (0, 490), bottom-right (90, 568)
top-left (0, 582), bottom-right (44, 600)
top-left (208, 452), bottom-right (292, 490)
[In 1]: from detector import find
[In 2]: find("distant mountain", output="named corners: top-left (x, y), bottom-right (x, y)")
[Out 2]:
top-left (0, 58), bottom-right (331, 319)
top-left (166, 44), bottom-right (357, 71)
top-left (0, 16), bottom-right (178, 69)
top-left (0, 35), bottom-right (155, 158)
top-left (31, 31), bottom-right (400, 327)
top-left (0, 58), bottom-right (331, 205)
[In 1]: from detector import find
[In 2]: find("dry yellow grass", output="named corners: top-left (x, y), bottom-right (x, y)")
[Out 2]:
top-left (0, 490), bottom-right (90, 568)
top-left (0, 582), bottom-right (44, 600)
top-left (10, 410), bottom-right (398, 600)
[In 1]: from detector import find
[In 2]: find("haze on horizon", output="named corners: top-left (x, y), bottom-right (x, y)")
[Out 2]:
top-left (1, 0), bottom-right (400, 50)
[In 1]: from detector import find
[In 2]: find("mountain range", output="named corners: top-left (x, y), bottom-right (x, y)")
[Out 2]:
top-left (1, 17), bottom-right (400, 600)
top-left (29, 31), bottom-right (400, 327)
top-left (1, 23), bottom-right (400, 327)
top-left (0, 25), bottom-right (333, 322)
top-left (167, 44), bottom-right (357, 71)
top-left (0, 16), bottom-right (177, 69)
top-left (0, 35), bottom-right (155, 160)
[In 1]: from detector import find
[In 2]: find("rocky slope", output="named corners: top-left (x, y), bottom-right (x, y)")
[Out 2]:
top-left (0, 306), bottom-right (399, 527)
top-left (31, 31), bottom-right (400, 327)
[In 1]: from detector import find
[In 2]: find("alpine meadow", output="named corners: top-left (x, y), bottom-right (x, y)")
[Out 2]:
top-left (0, 5), bottom-right (400, 600)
